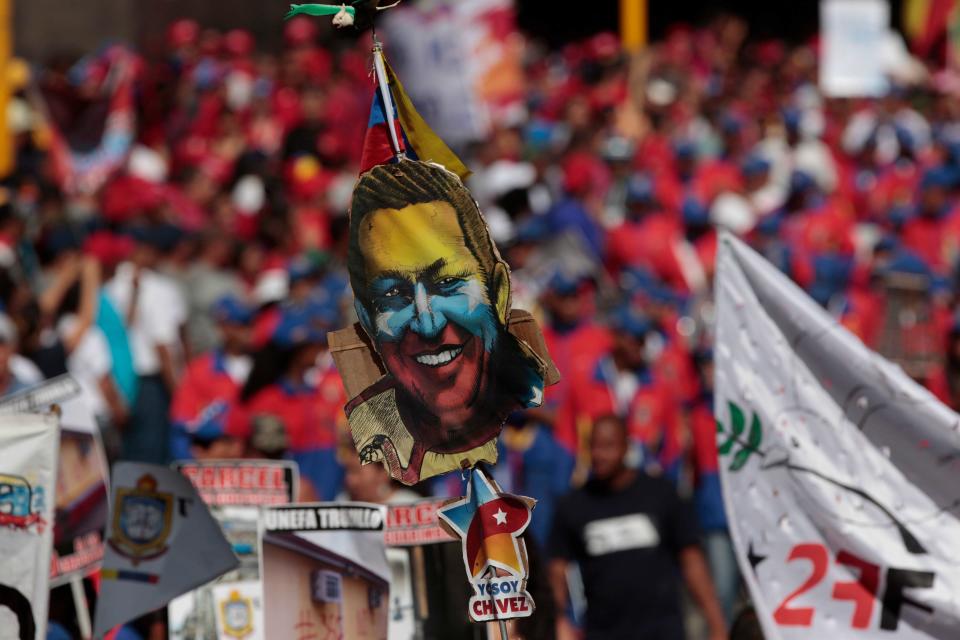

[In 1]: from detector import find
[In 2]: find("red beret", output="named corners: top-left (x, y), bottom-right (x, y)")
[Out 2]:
top-left (167, 19), bottom-right (199, 49)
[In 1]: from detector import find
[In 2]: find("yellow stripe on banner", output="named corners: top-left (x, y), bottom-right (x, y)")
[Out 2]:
top-left (384, 60), bottom-right (471, 180)
top-left (0, 0), bottom-right (12, 177)
top-left (100, 569), bottom-right (118, 580)
top-left (620, 0), bottom-right (647, 52)
top-left (903, 0), bottom-right (931, 42)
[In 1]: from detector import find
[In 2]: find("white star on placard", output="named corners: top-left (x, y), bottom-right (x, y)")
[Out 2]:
top-left (493, 508), bottom-right (507, 525)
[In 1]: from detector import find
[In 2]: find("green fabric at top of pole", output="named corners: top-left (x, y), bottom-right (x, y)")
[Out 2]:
top-left (285, 3), bottom-right (356, 20)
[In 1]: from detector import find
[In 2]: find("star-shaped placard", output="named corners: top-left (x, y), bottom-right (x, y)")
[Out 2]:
top-left (437, 468), bottom-right (536, 580)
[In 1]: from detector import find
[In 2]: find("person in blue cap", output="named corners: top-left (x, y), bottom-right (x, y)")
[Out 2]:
top-left (169, 295), bottom-right (254, 460)
top-left (226, 303), bottom-right (346, 500)
top-left (606, 172), bottom-right (690, 292)
top-left (541, 270), bottom-right (611, 430)
top-left (902, 166), bottom-right (958, 273)
top-left (682, 195), bottom-right (718, 282)
top-left (557, 303), bottom-right (684, 484)
top-left (807, 253), bottom-right (854, 309)
top-left (673, 139), bottom-right (697, 185)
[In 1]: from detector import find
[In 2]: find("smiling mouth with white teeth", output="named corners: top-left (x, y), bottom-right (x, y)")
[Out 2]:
top-left (414, 346), bottom-right (464, 367)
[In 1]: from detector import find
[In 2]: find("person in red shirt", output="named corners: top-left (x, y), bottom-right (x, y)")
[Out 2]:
top-left (560, 304), bottom-right (684, 483)
top-left (902, 167), bottom-right (957, 274)
top-left (605, 174), bottom-right (688, 290)
top-left (227, 304), bottom-right (346, 499)
top-left (622, 269), bottom-right (700, 406)
top-left (541, 272), bottom-right (610, 439)
top-left (169, 295), bottom-right (253, 460)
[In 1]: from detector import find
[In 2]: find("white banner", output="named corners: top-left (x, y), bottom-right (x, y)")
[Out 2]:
top-left (0, 413), bottom-right (59, 640)
top-left (820, 0), bottom-right (890, 97)
top-left (715, 232), bottom-right (960, 638)
top-left (93, 463), bottom-right (239, 637)
top-left (381, 0), bottom-right (524, 145)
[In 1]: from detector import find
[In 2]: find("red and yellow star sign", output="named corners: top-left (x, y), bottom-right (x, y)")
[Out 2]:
top-left (437, 468), bottom-right (536, 580)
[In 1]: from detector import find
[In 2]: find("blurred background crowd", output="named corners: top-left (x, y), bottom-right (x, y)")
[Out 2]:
top-left (7, 2), bottom-right (960, 637)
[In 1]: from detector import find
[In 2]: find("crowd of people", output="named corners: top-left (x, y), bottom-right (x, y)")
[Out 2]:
top-left (9, 10), bottom-right (960, 640)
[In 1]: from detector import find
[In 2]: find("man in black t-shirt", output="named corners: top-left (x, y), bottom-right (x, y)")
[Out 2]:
top-left (549, 415), bottom-right (728, 640)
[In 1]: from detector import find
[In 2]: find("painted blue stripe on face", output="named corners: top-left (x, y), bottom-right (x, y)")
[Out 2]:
top-left (371, 277), bottom-right (498, 351)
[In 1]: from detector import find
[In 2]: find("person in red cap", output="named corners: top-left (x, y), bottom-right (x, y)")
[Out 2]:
top-left (167, 19), bottom-right (200, 63)
top-left (544, 152), bottom-right (608, 261)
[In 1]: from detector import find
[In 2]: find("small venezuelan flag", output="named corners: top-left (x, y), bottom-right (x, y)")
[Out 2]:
top-left (437, 468), bottom-right (535, 580)
top-left (359, 55), bottom-right (470, 179)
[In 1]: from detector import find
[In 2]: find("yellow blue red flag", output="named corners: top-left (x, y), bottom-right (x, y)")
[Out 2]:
top-left (360, 55), bottom-right (470, 179)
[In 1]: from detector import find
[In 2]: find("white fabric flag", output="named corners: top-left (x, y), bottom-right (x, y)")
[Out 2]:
top-left (93, 462), bottom-right (238, 637)
top-left (0, 413), bottom-right (59, 640)
top-left (819, 0), bottom-right (890, 97)
top-left (715, 232), bottom-right (960, 638)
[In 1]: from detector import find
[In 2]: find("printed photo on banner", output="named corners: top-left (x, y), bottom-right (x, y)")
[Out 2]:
top-left (0, 413), bottom-right (59, 640)
top-left (49, 427), bottom-right (109, 587)
top-left (168, 460), bottom-right (298, 640)
top-left (338, 159), bottom-right (551, 485)
top-left (259, 503), bottom-right (389, 640)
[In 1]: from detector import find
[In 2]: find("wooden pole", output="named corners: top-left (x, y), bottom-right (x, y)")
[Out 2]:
top-left (0, 0), bottom-right (12, 177)
top-left (620, 0), bottom-right (647, 53)
top-left (70, 576), bottom-right (93, 639)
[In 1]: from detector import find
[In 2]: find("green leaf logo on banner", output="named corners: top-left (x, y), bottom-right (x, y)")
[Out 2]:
top-left (716, 402), bottom-right (763, 472)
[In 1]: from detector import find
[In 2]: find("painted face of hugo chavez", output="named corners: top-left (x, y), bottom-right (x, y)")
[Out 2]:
top-left (356, 200), bottom-right (510, 449)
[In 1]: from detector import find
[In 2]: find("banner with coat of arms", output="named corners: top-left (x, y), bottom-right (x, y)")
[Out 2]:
top-left (93, 462), bottom-right (239, 636)
top-left (0, 412), bottom-right (59, 640)
top-left (212, 581), bottom-right (262, 640)
top-left (168, 460), bottom-right (298, 640)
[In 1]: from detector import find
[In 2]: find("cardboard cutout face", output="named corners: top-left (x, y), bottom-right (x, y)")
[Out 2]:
top-left (343, 160), bottom-right (547, 484)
